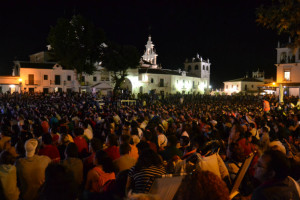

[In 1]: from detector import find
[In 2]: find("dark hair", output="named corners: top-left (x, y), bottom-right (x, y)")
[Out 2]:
top-left (135, 149), bottom-right (162, 171)
top-left (180, 136), bottom-right (190, 146)
top-left (119, 143), bottom-right (131, 155)
top-left (157, 125), bottom-right (164, 133)
top-left (42, 134), bottom-right (52, 145)
top-left (174, 171), bottom-right (230, 200)
top-left (95, 150), bottom-right (115, 173)
top-left (106, 134), bottom-right (118, 146)
top-left (120, 134), bottom-right (131, 144)
top-left (263, 150), bottom-right (290, 179)
top-left (167, 135), bottom-right (178, 147)
top-left (90, 138), bottom-right (103, 152)
top-left (40, 163), bottom-right (77, 200)
top-left (65, 143), bottom-right (78, 158)
top-left (73, 128), bottom-right (84, 137)
top-left (0, 150), bottom-right (15, 165)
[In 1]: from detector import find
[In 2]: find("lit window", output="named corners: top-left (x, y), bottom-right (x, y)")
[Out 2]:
top-left (284, 71), bottom-right (290, 81)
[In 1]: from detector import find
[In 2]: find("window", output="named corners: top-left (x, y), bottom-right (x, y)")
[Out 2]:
top-left (195, 65), bottom-right (199, 70)
top-left (193, 81), bottom-right (195, 88)
top-left (55, 75), bottom-right (61, 85)
top-left (206, 66), bottom-right (208, 70)
top-left (81, 76), bottom-right (85, 82)
top-left (284, 71), bottom-right (290, 81)
top-left (187, 65), bottom-right (191, 71)
top-left (159, 79), bottom-right (164, 87)
top-left (44, 75), bottom-right (48, 80)
top-left (251, 85), bottom-right (254, 88)
top-left (245, 84), bottom-right (248, 91)
top-left (93, 76), bottom-right (97, 82)
top-left (203, 65), bottom-right (205, 70)
top-left (151, 78), bottom-right (154, 83)
top-left (226, 85), bottom-right (228, 89)
top-left (67, 75), bottom-right (71, 81)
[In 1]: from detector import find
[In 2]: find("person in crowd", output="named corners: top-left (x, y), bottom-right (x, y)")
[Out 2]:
top-left (62, 142), bottom-right (83, 188)
top-left (114, 143), bottom-right (137, 174)
top-left (104, 134), bottom-right (120, 161)
top-left (157, 125), bottom-right (168, 151)
top-left (173, 171), bottom-right (230, 200)
top-left (126, 149), bottom-right (166, 194)
top-left (85, 150), bottom-right (115, 193)
top-left (81, 121), bottom-right (93, 141)
top-left (83, 138), bottom-right (103, 176)
top-left (73, 127), bottom-right (89, 158)
top-left (120, 134), bottom-right (139, 160)
top-left (252, 150), bottom-right (300, 200)
top-left (39, 133), bottom-right (60, 163)
top-left (160, 135), bottom-right (183, 161)
top-left (0, 150), bottom-right (19, 200)
top-left (16, 138), bottom-right (51, 200)
top-left (39, 163), bottom-right (78, 200)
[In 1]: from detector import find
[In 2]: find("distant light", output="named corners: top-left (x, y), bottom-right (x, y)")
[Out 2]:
top-left (19, 78), bottom-right (22, 82)
top-left (272, 82), bottom-right (275, 86)
top-left (209, 85), bottom-right (212, 89)
top-left (9, 85), bottom-right (15, 88)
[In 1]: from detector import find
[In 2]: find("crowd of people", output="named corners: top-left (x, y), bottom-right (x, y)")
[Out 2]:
top-left (0, 92), bottom-right (299, 200)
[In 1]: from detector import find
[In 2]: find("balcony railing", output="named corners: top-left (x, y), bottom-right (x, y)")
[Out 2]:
top-left (25, 80), bottom-right (41, 85)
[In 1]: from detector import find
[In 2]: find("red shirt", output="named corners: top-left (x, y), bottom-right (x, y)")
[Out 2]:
top-left (74, 136), bottom-right (89, 154)
top-left (39, 144), bottom-right (60, 163)
top-left (104, 146), bottom-right (120, 161)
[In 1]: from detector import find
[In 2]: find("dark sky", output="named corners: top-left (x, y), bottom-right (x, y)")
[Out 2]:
top-left (0, 0), bottom-right (286, 88)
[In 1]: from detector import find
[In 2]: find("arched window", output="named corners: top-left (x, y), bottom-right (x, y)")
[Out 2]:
top-left (206, 66), bottom-right (208, 70)
top-left (203, 65), bottom-right (205, 70)
top-left (187, 65), bottom-right (191, 72)
top-left (245, 84), bottom-right (248, 91)
top-left (195, 65), bottom-right (199, 70)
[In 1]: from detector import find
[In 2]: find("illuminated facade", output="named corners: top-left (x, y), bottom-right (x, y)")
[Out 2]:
top-left (12, 52), bottom-right (79, 93)
top-left (223, 77), bottom-right (263, 95)
top-left (274, 39), bottom-right (300, 96)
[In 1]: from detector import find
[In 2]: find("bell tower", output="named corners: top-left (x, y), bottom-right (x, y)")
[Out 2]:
top-left (142, 36), bottom-right (158, 68)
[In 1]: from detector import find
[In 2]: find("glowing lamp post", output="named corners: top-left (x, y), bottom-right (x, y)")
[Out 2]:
top-left (19, 78), bottom-right (22, 93)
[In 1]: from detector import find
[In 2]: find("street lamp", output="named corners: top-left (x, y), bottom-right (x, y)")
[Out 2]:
top-left (18, 78), bottom-right (22, 93)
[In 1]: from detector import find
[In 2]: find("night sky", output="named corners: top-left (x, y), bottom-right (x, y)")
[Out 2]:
top-left (0, 0), bottom-right (287, 88)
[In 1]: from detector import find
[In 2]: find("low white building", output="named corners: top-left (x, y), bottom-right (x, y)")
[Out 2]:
top-left (11, 51), bottom-right (80, 93)
top-left (224, 77), bottom-right (264, 95)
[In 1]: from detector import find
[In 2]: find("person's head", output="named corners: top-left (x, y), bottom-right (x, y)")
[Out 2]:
top-left (94, 150), bottom-right (114, 173)
top-left (24, 138), bottom-right (38, 158)
top-left (254, 150), bottom-right (290, 182)
top-left (167, 135), bottom-right (178, 147)
top-left (135, 149), bottom-right (162, 171)
top-left (106, 134), bottom-right (118, 147)
top-left (42, 134), bottom-right (52, 145)
top-left (156, 125), bottom-right (164, 135)
top-left (119, 134), bottom-right (131, 145)
top-left (180, 136), bottom-right (190, 147)
top-left (0, 150), bottom-right (15, 165)
top-left (65, 143), bottom-right (78, 158)
top-left (174, 171), bottom-right (230, 200)
top-left (261, 126), bottom-right (269, 134)
top-left (73, 128), bottom-right (84, 137)
top-left (119, 143), bottom-right (131, 155)
top-left (89, 138), bottom-right (102, 153)
top-left (41, 163), bottom-right (77, 200)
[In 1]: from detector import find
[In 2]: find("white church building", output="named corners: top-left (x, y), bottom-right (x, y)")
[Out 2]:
top-left (0, 36), bottom-right (211, 95)
top-left (120, 36), bottom-right (211, 96)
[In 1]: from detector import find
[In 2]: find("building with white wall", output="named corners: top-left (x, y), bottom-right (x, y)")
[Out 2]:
top-left (224, 77), bottom-right (264, 95)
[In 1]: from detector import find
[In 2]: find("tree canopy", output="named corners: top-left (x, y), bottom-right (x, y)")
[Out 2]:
top-left (256, 0), bottom-right (300, 48)
top-left (101, 42), bottom-right (140, 92)
top-left (48, 15), bottom-right (105, 74)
